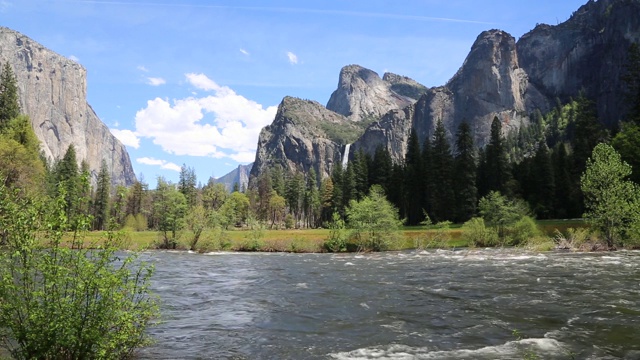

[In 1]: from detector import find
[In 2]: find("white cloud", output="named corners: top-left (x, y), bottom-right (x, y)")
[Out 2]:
top-left (240, 48), bottom-right (249, 56)
top-left (133, 73), bottom-right (277, 162)
top-left (137, 65), bottom-right (149, 72)
top-left (136, 157), bottom-right (181, 172)
top-left (147, 77), bottom-right (166, 86)
top-left (110, 128), bottom-right (140, 149)
top-left (286, 51), bottom-right (298, 65)
top-left (69, 55), bottom-right (80, 62)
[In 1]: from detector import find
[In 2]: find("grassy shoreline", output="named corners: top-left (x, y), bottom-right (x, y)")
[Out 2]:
top-left (66, 219), bottom-right (587, 253)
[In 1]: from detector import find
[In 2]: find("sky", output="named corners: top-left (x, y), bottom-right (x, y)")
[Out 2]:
top-left (1, 0), bottom-right (588, 187)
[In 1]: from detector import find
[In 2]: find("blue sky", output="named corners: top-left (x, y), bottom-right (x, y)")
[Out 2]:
top-left (1, 0), bottom-right (587, 186)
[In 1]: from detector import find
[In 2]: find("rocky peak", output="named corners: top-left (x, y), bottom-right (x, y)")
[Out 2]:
top-left (382, 72), bottom-right (428, 100)
top-left (0, 27), bottom-right (136, 186)
top-left (326, 64), bottom-right (421, 122)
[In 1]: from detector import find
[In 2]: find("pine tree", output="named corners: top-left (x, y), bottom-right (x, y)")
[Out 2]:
top-left (178, 164), bottom-right (197, 208)
top-left (531, 141), bottom-right (555, 219)
top-left (421, 136), bottom-right (433, 220)
top-left (429, 120), bottom-right (455, 221)
top-left (342, 164), bottom-right (356, 213)
top-left (54, 144), bottom-right (80, 221)
top-left (453, 121), bottom-right (477, 222)
top-left (92, 160), bottom-right (111, 230)
top-left (483, 116), bottom-right (511, 195)
top-left (404, 129), bottom-right (423, 225)
top-left (371, 146), bottom-right (392, 194)
top-left (0, 62), bottom-right (20, 129)
top-left (331, 162), bottom-right (344, 217)
top-left (271, 164), bottom-right (286, 197)
top-left (352, 149), bottom-right (369, 200)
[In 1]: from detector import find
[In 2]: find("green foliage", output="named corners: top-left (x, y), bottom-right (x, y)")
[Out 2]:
top-left (345, 185), bottom-right (402, 251)
top-left (430, 120), bottom-right (455, 221)
top-left (92, 160), bottom-right (111, 231)
top-left (185, 204), bottom-right (211, 251)
top-left (0, 185), bottom-right (158, 359)
top-left (152, 177), bottom-right (187, 249)
top-left (323, 212), bottom-right (347, 252)
top-left (478, 191), bottom-right (530, 241)
top-left (178, 164), bottom-right (197, 208)
top-left (580, 143), bottom-right (640, 248)
top-left (454, 121), bottom-right (477, 222)
top-left (611, 122), bottom-right (640, 184)
top-left (239, 218), bottom-right (265, 251)
top-left (219, 191), bottom-right (249, 229)
top-left (462, 217), bottom-right (499, 247)
top-left (0, 62), bottom-right (20, 129)
top-left (509, 216), bottom-right (542, 246)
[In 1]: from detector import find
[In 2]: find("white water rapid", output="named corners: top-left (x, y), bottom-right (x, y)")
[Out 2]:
top-left (342, 144), bottom-right (351, 168)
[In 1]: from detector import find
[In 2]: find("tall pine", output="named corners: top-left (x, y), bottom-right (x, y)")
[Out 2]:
top-left (92, 160), bottom-right (111, 230)
top-left (429, 120), bottom-right (455, 221)
top-left (453, 121), bottom-right (477, 222)
top-left (0, 62), bottom-right (20, 129)
top-left (404, 129), bottom-right (423, 225)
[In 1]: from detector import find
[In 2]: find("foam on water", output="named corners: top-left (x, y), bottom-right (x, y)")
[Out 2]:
top-left (329, 338), bottom-right (566, 359)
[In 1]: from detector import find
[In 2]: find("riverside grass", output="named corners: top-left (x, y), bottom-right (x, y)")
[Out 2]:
top-left (64, 219), bottom-right (585, 253)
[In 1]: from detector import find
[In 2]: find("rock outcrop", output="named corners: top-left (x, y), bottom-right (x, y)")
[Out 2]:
top-left (0, 27), bottom-right (136, 186)
top-left (326, 65), bottom-right (425, 122)
top-left (517, 0), bottom-right (640, 126)
top-left (253, 0), bottom-right (640, 180)
top-left (215, 163), bottom-right (253, 192)
top-left (251, 96), bottom-right (363, 181)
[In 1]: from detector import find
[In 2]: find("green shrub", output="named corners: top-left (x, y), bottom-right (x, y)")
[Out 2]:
top-left (0, 186), bottom-right (158, 359)
top-left (323, 212), bottom-right (348, 252)
top-left (509, 216), bottom-right (542, 246)
top-left (462, 217), bottom-right (499, 247)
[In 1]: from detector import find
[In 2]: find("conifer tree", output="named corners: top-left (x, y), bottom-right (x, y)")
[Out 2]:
top-left (92, 160), bottom-right (111, 230)
top-left (404, 129), bottom-right (423, 225)
top-left (483, 116), bottom-right (511, 195)
top-left (352, 149), bottom-right (369, 200)
top-left (178, 164), bottom-right (197, 208)
top-left (371, 146), bottom-right (392, 194)
top-left (331, 162), bottom-right (344, 217)
top-left (0, 62), bottom-right (20, 129)
top-left (421, 136), bottom-right (433, 220)
top-left (531, 141), bottom-right (555, 219)
top-left (430, 120), bottom-right (455, 221)
top-left (453, 121), bottom-right (477, 222)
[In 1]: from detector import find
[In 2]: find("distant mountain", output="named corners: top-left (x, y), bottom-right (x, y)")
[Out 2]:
top-left (250, 0), bottom-right (640, 183)
top-left (0, 27), bottom-right (136, 186)
top-left (215, 163), bottom-right (253, 192)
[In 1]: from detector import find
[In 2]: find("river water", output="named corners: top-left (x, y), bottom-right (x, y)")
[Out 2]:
top-left (138, 249), bottom-right (640, 359)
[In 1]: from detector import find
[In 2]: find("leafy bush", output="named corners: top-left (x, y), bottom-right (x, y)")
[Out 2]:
top-left (462, 217), bottom-right (499, 247)
top-left (508, 216), bottom-right (542, 246)
top-left (323, 212), bottom-right (348, 252)
top-left (346, 185), bottom-right (402, 251)
top-left (0, 186), bottom-right (158, 359)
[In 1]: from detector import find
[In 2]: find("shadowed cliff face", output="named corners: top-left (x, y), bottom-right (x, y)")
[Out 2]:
top-left (517, 0), bottom-right (640, 126)
top-left (0, 27), bottom-right (136, 186)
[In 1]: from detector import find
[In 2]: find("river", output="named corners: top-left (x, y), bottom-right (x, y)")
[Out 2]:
top-left (138, 249), bottom-right (640, 359)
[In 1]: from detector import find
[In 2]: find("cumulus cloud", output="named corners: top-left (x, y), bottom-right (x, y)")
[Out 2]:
top-left (286, 51), bottom-right (298, 65)
top-left (137, 65), bottom-right (149, 72)
top-left (133, 73), bottom-right (277, 162)
top-left (110, 128), bottom-right (140, 149)
top-left (240, 48), bottom-right (249, 56)
top-left (147, 77), bottom-right (166, 86)
top-left (137, 157), bottom-right (181, 172)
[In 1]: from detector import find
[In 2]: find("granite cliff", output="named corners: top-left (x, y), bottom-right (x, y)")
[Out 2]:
top-left (252, 0), bottom-right (640, 181)
top-left (215, 163), bottom-right (253, 192)
top-left (0, 27), bottom-right (136, 186)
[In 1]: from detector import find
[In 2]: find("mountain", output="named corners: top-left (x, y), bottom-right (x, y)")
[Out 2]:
top-left (252, 0), bottom-right (640, 182)
top-left (0, 27), bottom-right (136, 186)
top-left (215, 163), bottom-right (253, 192)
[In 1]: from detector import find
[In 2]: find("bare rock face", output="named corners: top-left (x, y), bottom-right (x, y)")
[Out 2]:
top-left (0, 27), bottom-right (136, 186)
top-left (251, 96), bottom-right (362, 181)
top-left (517, 0), bottom-right (640, 126)
top-left (215, 163), bottom-right (252, 192)
top-left (326, 65), bottom-right (424, 122)
top-left (354, 30), bottom-right (548, 160)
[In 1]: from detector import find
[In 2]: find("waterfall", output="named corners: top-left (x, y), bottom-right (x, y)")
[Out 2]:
top-left (342, 144), bottom-right (351, 168)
